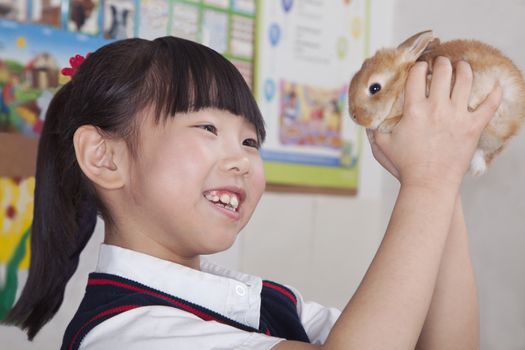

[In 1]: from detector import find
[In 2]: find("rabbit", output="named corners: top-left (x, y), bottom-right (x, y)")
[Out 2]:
top-left (348, 30), bottom-right (525, 175)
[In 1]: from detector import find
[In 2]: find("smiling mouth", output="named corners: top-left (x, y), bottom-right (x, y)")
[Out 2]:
top-left (203, 190), bottom-right (240, 212)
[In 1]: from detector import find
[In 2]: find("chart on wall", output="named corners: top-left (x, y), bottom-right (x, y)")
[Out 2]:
top-left (255, 0), bottom-right (370, 194)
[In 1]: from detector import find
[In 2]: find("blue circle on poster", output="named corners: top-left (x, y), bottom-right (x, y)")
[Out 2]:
top-left (268, 23), bottom-right (281, 47)
top-left (264, 79), bottom-right (276, 101)
top-left (282, 0), bottom-right (294, 13)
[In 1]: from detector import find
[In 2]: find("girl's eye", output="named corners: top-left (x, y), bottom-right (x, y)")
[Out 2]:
top-left (197, 124), bottom-right (217, 135)
top-left (243, 138), bottom-right (260, 149)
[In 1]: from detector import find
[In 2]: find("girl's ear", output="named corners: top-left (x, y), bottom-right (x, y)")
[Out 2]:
top-left (73, 125), bottom-right (127, 190)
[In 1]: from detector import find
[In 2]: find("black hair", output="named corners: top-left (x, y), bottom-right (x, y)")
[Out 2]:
top-left (2, 36), bottom-right (265, 340)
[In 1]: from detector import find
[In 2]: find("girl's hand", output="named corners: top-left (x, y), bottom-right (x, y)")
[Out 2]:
top-left (367, 128), bottom-right (400, 180)
top-left (370, 57), bottom-right (502, 190)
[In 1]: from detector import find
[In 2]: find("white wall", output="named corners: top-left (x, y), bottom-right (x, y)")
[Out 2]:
top-left (384, 1), bottom-right (525, 349)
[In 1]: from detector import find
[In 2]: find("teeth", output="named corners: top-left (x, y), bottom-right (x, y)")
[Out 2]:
top-left (204, 190), bottom-right (240, 210)
top-left (220, 194), bottom-right (230, 204)
top-left (230, 196), bottom-right (239, 209)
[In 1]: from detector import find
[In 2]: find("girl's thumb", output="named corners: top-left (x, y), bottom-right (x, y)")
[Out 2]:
top-left (373, 129), bottom-right (391, 148)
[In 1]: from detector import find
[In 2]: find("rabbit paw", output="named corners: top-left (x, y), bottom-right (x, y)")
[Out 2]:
top-left (469, 149), bottom-right (487, 176)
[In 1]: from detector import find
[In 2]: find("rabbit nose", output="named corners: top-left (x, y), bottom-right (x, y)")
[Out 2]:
top-left (352, 114), bottom-right (357, 121)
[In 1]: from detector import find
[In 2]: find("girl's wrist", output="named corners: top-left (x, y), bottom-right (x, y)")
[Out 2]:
top-left (399, 164), bottom-right (465, 194)
top-left (399, 175), bottom-right (461, 197)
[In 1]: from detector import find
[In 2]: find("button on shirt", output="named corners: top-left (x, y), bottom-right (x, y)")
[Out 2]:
top-left (79, 244), bottom-right (341, 349)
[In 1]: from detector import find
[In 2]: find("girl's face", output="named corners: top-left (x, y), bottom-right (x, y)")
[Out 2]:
top-left (118, 108), bottom-right (265, 267)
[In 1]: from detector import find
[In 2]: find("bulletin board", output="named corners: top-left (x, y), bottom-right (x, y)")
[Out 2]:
top-left (0, 0), bottom-right (257, 321)
top-left (254, 0), bottom-right (370, 195)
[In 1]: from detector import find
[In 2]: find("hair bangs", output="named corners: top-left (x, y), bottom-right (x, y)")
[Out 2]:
top-left (149, 37), bottom-right (266, 142)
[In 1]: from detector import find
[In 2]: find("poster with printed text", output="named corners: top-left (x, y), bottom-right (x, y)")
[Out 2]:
top-left (138, 0), bottom-right (169, 39)
top-left (255, 0), bottom-right (370, 195)
top-left (167, 0), bottom-right (256, 88)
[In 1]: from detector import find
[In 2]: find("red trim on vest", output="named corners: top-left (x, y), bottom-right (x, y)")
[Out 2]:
top-left (88, 278), bottom-right (225, 323)
top-left (69, 304), bottom-right (139, 350)
top-left (262, 281), bottom-right (297, 305)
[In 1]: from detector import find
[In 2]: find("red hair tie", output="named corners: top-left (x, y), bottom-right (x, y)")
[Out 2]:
top-left (61, 53), bottom-right (90, 77)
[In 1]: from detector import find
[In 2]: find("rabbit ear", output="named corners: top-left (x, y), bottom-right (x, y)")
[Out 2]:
top-left (397, 30), bottom-right (436, 61)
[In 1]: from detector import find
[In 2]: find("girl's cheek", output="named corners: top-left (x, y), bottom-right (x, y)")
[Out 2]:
top-left (251, 157), bottom-right (266, 192)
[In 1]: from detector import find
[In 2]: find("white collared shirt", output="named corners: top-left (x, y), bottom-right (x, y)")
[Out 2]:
top-left (78, 244), bottom-right (341, 349)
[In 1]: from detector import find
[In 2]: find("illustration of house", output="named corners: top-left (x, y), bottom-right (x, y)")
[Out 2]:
top-left (24, 53), bottom-right (60, 90)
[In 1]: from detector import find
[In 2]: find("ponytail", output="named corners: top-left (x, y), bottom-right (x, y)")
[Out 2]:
top-left (3, 83), bottom-right (98, 340)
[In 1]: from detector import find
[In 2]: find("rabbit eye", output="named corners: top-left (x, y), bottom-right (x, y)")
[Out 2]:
top-left (369, 83), bottom-right (382, 95)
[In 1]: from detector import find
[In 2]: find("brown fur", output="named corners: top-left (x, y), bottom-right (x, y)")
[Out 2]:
top-left (348, 30), bottom-right (525, 175)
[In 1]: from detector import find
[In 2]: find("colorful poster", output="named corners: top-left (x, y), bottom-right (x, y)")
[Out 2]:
top-left (0, 20), bottom-right (111, 319)
top-left (255, 0), bottom-right (370, 194)
top-left (0, 176), bottom-right (33, 320)
top-left (0, 20), bottom-right (110, 136)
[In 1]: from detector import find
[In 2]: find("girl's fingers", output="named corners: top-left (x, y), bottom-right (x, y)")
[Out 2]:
top-left (368, 130), bottom-right (399, 178)
top-left (366, 128), bottom-right (375, 143)
top-left (472, 85), bottom-right (502, 130)
top-left (373, 129), bottom-right (390, 147)
top-left (451, 61), bottom-right (474, 107)
top-left (405, 61), bottom-right (429, 104)
top-left (429, 56), bottom-right (453, 101)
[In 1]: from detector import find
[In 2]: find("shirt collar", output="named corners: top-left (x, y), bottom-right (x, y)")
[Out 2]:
top-left (95, 244), bottom-right (263, 329)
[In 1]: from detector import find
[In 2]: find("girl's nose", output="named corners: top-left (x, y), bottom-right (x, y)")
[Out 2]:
top-left (220, 154), bottom-right (250, 175)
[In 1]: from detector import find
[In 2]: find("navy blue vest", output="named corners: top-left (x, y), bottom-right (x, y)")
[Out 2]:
top-left (61, 273), bottom-right (310, 350)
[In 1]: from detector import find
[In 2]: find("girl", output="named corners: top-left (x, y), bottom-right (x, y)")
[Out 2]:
top-left (3, 36), bottom-right (501, 349)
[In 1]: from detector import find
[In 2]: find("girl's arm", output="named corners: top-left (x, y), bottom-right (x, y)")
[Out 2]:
top-left (415, 196), bottom-right (479, 350)
top-left (368, 139), bottom-right (480, 349)
top-left (273, 58), bottom-right (501, 350)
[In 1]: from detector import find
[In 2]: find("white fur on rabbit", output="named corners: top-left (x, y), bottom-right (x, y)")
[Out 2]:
top-left (348, 30), bottom-right (525, 175)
